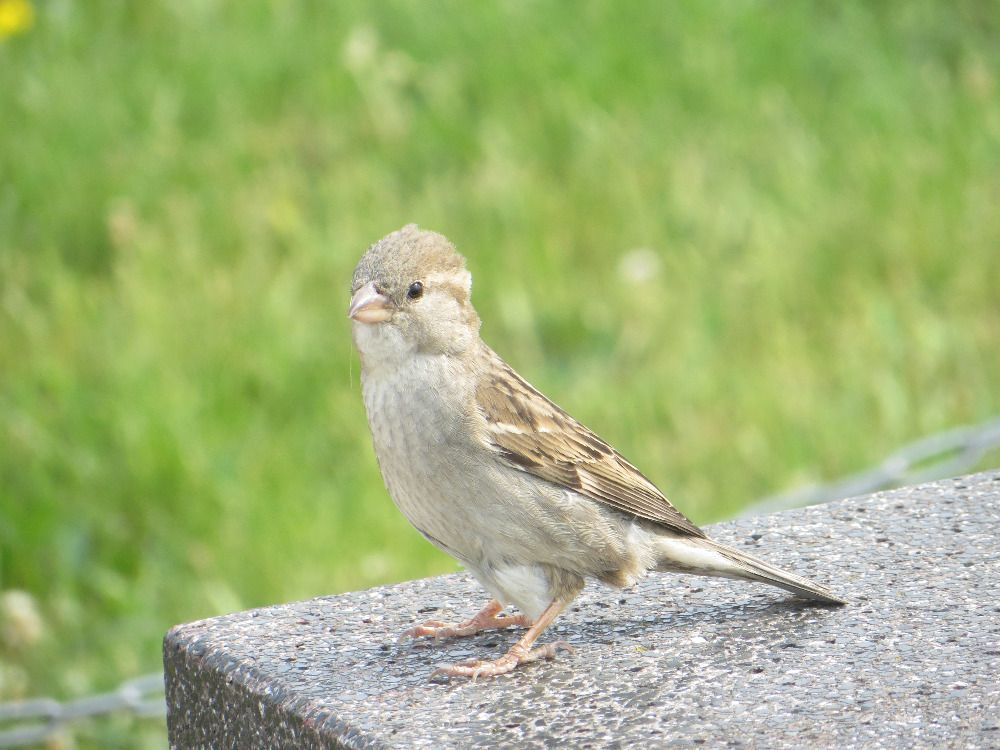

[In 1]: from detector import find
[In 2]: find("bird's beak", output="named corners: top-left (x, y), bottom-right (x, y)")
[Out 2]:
top-left (348, 282), bottom-right (392, 324)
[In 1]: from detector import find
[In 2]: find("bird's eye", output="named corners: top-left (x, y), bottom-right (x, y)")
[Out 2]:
top-left (407, 281), bottom-right (424, 300)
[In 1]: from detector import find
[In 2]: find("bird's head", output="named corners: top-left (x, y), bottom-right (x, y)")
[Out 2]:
top-left (349, 224), bottom-right (481, 366)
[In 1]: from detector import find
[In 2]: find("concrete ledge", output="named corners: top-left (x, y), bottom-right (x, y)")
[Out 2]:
top-left (164, 471), bottom-right (1000, 748)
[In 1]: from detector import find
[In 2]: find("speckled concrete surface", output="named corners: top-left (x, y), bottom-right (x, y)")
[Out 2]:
top-left (165, 471), bottom-right (1000, 749)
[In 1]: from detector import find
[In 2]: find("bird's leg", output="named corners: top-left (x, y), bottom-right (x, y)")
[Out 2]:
top-left (399, 598), bottom-right (531, 642)
top-left (431, 598), bottom-right (573, 680)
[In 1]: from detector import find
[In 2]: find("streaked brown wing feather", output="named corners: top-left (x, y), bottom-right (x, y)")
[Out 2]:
top-left (476, 347), bottom-right (705, 538)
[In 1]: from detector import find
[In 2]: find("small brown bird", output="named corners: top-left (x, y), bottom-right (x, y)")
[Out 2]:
top-left (349, 225), bottom-right (845, 679)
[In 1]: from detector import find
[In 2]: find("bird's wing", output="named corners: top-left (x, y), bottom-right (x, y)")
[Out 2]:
top-left (475, 348), bottom-right (705, 538)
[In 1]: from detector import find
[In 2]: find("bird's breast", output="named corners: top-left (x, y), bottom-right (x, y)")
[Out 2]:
top-left (361, 356), bottom-right (488, 562)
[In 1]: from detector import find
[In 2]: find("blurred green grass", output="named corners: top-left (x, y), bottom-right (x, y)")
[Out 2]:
top-left (1, 0), bottom-right (998, 744)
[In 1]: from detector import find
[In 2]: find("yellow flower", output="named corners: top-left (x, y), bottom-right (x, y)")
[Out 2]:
top-left (0, 0), bottom-right (34, 39)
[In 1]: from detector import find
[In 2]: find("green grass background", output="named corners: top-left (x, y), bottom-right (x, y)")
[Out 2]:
top-left (1, 0), bottom-right (998, 745)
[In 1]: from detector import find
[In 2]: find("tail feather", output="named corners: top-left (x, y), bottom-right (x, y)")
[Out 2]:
top-left (655, 535), bottom-right (847, 605)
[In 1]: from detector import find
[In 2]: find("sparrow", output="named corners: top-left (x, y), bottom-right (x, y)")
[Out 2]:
top-left (348, 224), bottom-right (846, 680)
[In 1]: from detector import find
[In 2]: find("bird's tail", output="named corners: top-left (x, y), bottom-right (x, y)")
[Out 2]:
top-left (654, 535), bottom-right (847, 605)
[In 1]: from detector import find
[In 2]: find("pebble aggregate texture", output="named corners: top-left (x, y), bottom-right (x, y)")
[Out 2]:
top-left (164, 471), bottom-right (1000, 749)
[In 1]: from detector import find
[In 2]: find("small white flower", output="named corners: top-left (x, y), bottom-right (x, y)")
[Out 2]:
top-left (342, 25), bottom-right (378, 74)
top-left (617, 247), bottom-right (662, 285)
top-left (0, 590), bottom-right (45, 650)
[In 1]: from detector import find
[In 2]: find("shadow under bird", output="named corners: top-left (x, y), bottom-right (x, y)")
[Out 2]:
top-left (348, 225), bottom-right (846, 679)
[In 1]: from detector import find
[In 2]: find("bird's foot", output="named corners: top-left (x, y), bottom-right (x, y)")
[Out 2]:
top-left (430, 640), bottom-right (573, 680)
top-left (398, 600), bottom-right (529, 643)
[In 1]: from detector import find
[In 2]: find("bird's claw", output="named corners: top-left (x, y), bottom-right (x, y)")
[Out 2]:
top-left (430, 640), bottom-right (573, 681)
top-left (397, 606), bottom-right (531, 644)
top-left (397, 619), bottom-right (455, 643)
top-left (396, 620), bottom-right (457, 643)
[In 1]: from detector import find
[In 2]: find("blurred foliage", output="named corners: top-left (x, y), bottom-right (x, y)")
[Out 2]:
top-left (1, 0), bottom-right (998, 745)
